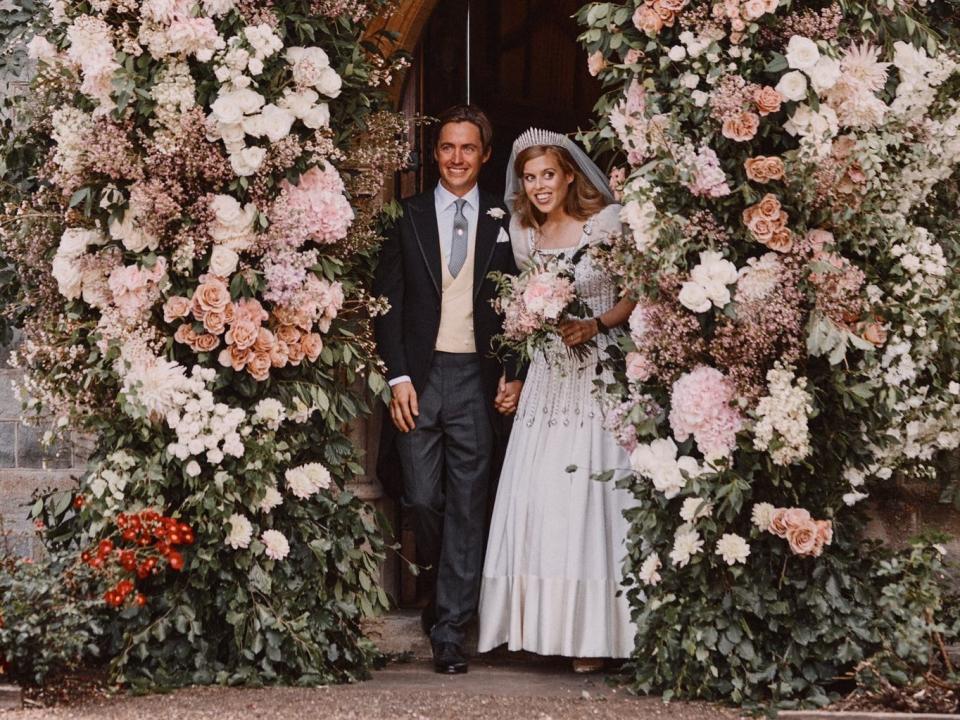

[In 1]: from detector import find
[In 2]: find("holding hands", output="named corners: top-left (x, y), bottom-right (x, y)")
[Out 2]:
top-left (495, 375), bottom-right (523, 416)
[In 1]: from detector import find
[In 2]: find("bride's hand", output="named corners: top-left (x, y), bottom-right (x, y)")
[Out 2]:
top-left (559, 319), bottom-right (598, 348)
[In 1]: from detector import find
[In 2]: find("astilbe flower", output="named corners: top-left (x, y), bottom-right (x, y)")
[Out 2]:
top-left (144, 108), bottom-right (233, 194)
top-left (602, 389), bottom-right (663, 453)
top-left (809, 247), bottom-right (867, 328)
top-left (669, 365), bottom-right (744, 460)
top-left (757, 3), bottom-right (842, 47)
top-left (630, 275), bottom-right (707, 384)
top-left (86, 119), bottom-right (144, 182)
top-left (682, 211), bottom-right (731, 245)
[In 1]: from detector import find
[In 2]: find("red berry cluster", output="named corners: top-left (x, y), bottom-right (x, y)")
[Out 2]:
top-left (81, 510), bottom-right (195, 609)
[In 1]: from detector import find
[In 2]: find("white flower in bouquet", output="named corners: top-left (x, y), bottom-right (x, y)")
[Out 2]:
top-left (186, 460), bottom-right (202, 477)
top-left (670, 527), bottom-right (704, 567)
top-left (209, 194), bottom-right (257, 250)
top-left (279, 89), bottom-right (331, 129)
top-left (110, 205), bottom-right (159, 253)
top-left (808, 57), bottom-right (842, 93)
top-left (620, 197), bottom-right (659, 251)
top-left (715, 533), bottom-right (751, 566)
top-left (209, 245), bottom-right (239, 276)
top-left (210, 87), bottom-right (265, 124)
top-left (226, 513), bottom-right (253, 549)
top-left (26, 35), bottom-right (58, 62)
top-left (253, 398), bottom-right (286, 430)
top-left (259, 485), bottom-right (283, 513)
top-left (230, 145), bottom-right (267, 177)
top-left (202, 0), bottom-right (237, 16)
top-left (244, 24), bottom-right (283, 59)
top-left (785, 35), bottom-right (821, 71)
top-left (262, 529), bottom-right (290, 560)
top-left (680, 496), bottom-right (713, 523)
top-left (639, 553), bottom-right (662, 586)
top-left (751, 502), bottom-right (776, 532)
top-left (51, 255), bottom-right (85, 300)
top-left (775, 70), bottom-right (808, 102)
top-left (59, 227), bottom-right (106, 259)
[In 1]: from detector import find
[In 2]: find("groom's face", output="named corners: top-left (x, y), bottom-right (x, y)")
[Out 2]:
top-left (435, 121), bottom-right (491, 197)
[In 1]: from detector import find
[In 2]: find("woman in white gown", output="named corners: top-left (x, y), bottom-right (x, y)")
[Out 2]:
top-left (478, 129), bottom-right (638, 672)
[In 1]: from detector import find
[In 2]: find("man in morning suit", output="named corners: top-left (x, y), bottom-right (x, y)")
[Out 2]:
top-left (373, 105), bottom-right (524, 674)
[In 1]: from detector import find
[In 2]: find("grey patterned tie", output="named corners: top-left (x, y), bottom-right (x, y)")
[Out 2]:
top-left (448, 198), bottom-right (468, 278)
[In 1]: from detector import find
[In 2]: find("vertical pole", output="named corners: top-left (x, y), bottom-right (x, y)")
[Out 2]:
top-left (466, 0), bottom-right (472, 104)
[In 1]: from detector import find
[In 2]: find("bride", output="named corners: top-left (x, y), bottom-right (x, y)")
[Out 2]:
top-left (478, 129), bottom-right (638, 672)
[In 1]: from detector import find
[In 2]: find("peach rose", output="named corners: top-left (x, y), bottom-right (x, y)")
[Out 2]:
top-left (861, 322), bottom-right (888, 346)
top-left (253, 327), bottom-right (276, 354)
top-left (223, 303), bottom-right (236, 324)
top-left (766, 228), bottom-right (794, 253)
top-left (234, 297), bottom-right (268, 324)
top-left (226, 320), bottom-right (259, 350)
top-left (747, 216), bottom-right (776, 243)
top-left (301, 333), bottom-right (323, 362)
top-left (276, 324), bottom-right (301, 345)
top-left (762, 0), bottom-right (777, 11)
top-left (174, 324), bottom-right (198, 345)
top-left (587, 51), bottom-right (607, 77)
top-left (272, 305), bottom-right (298, 326)
top-left (744, 156), bottom-right (785, 183)
top-left (193, 279), bottom-right (231, 316)
top-left (633, 5), bottom-right (664, 33)
top-left (227, 344), bottom-right (252, 371)
top-left (163, 296), bottom-right (192, 324)
top-left (787, 519), bottom-right (820, 556)
top-left (287, 341), bottom-right (305, 366)
top-left (722, 111), bottom-right (760, 142)
top-left (651, 2), bottom-right (676, 24)
top-left (270, 340), bottom-right (290, 368)
top-left (768, 508), bottom-right (791, 538)
top-left (203, 311), bottom-right (228, 335)
top-left (756, 194), bottom-right (782, 218)
top-left (247, 352), bottom-right (272, 382)
top-left (192, 333), bottom-right (220, 353)
top-left (816, 520), bottom-right (833, 548)
top-left (752, 86), bottom-right (782, 116)
top-left (659, 0), bottom-right (687, 11)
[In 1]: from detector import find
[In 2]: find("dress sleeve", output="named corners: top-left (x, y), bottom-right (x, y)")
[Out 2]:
top-left (509, 214), bottom-right (534, 270)
top-left (588, 203), bottom-right (625, 246)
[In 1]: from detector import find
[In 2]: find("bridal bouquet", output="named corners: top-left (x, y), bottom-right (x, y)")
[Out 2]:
top-left (491, 249), bottom-right (592, 362)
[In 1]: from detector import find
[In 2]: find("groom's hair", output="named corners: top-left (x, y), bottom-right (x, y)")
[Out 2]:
top-left (434, 105), bottom-right (493, 152)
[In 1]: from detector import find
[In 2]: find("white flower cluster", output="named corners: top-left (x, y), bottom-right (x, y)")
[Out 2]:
top-left (165, 383), bottom-right (246, 467)
top-left (630, 438), bottom-right (705, 499)
top-left (619, 175), bottom-right (661, 252)
top-left (890, 226), bottom-right (948, 299)
top-left (51, 228), bottom-right (107, 300)
top-left (50, 106), bottom-right (94, 177)
top-left (678, 250), bottom-right (738, 313)
top-left (87, 450), bottom-right (138, 515)
top-left (109, 194), bottom-right (159, 253)
top-left (284, 462), bottom-right (332, 499)
top-left (752, 365), bottom-right (814, 466)
top-left (890, 41), bottom-right (958, 121)
top-left (252, 398), bottom-right (286, 430)
top-left (715, 533), bottom-right (751, 566)
top-left (639, 553), bottom-right (662, 586)
top-left (66, 15), bottom-right (121, 115)
top-left (151, 60), bottom-right (197, 131)
top-left (784, 103), bottom-right (839, 158)
top-left (734, 252), bottom-right (782, 304)
top-left (214, 24), bottom-right (283, 87)
top-left (679, 496), bottom-right (713, 523)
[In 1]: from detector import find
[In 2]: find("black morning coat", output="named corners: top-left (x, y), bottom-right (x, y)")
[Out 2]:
top-left (372, 188), bottom-right (525, 500)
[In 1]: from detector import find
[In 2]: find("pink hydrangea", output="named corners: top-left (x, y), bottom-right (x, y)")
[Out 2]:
top-left (686, 145), bottom-right (732, 198)
top-left (669, 366), bottom-right (744, 460)
top-left (272, 165), bottom-right (354, 246)
top-left (520, 271), bottom-right (575, 321)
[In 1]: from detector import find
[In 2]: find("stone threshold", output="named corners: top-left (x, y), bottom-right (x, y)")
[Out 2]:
top-left (0, 684), bottom-right (21, 711)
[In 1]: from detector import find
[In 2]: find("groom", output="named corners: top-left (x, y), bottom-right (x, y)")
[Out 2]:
top-left (373, 105), bottom-right (523, 674)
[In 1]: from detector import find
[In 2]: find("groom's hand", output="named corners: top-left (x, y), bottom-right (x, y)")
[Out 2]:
top-left (390, 382), bottom-right (419, 432)
top-left (495, 376), bottom-right (523, 416)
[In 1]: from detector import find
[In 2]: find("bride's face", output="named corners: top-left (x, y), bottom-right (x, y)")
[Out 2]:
top-left (521, 153), bottom-right (574, 217)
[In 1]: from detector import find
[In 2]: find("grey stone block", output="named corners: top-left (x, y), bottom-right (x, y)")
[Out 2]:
top-left (0, 421), bottom-right (14, 468)
top-left (0, 469), bottom-right (77, 541)
top-left (0, 684), bottom-right (22, 711)
top-left (0, 329), bottom-right (20, 370)
top-left (16, 423), bottom-right (73, 469)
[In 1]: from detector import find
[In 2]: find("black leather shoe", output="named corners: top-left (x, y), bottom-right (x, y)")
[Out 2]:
top-left (420, 602), bottom-right (436, 637)
top-left (432, 642), bottom-right (468, 674)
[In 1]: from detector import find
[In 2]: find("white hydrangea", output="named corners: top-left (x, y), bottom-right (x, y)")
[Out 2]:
top-left (262, 529), bottom-right (290, 560)
top-left (252, 398), bottom-right (286, 430)
top-left (226, 513), bottom-right (253, 549)
top-left (630, 438), bottom-right (704, 499)
top-left (715, 533), bottom-right (751, 566)
top-left (753, 365), bottom-right (814, 466)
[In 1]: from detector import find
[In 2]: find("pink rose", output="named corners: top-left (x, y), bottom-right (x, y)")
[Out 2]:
top-left (226, 320), bottom-right (259, 351)
top-left (625, 351), bottom-right (653, 382)
top-left (301, 333), bottom-right (323, 362)
top-left (721, 112), bottom-right (760, 142)
top-left (247, 352), bottom-right (272, 381)
top-left (203, 311), bottom-right (228, 335)
top-left (786, 519), bottom-right (820, 556)
top-left (163, 296), bottom-right (192, 323)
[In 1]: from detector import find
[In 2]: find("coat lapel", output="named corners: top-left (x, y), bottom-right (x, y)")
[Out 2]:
top-left (473, 193), bottom-right (500, 301)
top-left (407, 192), bottom-right (442, 297)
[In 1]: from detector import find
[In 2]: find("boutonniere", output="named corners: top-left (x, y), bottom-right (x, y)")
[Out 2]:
top-left (487, 207), bottom-right (506, 220)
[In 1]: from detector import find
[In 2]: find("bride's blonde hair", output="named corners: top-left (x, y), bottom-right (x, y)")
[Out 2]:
top-left (512, 145), bottom-right (608, 229)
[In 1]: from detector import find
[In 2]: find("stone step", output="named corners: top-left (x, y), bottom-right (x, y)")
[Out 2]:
top-left (0, 684), bottom-right (21, 711)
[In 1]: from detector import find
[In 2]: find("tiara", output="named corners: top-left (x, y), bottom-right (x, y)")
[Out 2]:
top-left (512, 127), bottom-right (570, 154)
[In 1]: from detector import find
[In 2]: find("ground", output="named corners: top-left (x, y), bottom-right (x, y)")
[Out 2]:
top-left (5, 658), bottom-right (742, 720)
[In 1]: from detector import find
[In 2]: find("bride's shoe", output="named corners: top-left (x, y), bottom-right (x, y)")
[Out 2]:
top-left (572, 658), bottom-right (604, 674)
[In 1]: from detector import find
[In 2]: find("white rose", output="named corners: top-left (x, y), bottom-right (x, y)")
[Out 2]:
top-left (109, 211), bottom-right (158, 253)
top-left (247, 57), bottom-right (264, 76)
top-left (229, 146), bottom-right (267, 177)
top-left (186, 460), bottom-right (202, 477)
top-left (807, 56), bottom-right (841, 93)
top-left (703, 282), bottom-right (731, 308)
top-left (258, 103), bottom-right (296, 142)
top-left (59, 228), bottom-right (104, 258)
top-left (679, 282), bottom-right (711, 313)
top-left (668, 46), bottom-right (687, 62)
top-left (51, 254), bottom-right (84, 299)
top-left (302, 103), bottom-right (330, 129)
top-left (209, 245), bottom-right (239, 276)
top-left (776, 70), bottom-right (808, 102)
top-left (785, 35), bottom-right (820, 70)
top-left (691, 89), bottom-right (709, 107)
top-left (316, 67), bottom-right (342, 98)
top-left (278, 88), bottom-right (320, 118)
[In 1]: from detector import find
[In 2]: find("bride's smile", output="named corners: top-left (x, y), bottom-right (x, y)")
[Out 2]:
top-left (522, 155), bottom-right (574, 216)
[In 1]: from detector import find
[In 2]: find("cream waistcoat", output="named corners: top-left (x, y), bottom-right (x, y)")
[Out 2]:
top-left (436, 234), bottom-right (477, 353)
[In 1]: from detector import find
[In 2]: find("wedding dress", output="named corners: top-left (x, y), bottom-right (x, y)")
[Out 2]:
top-left (477, 204), bottom-right (637, 658)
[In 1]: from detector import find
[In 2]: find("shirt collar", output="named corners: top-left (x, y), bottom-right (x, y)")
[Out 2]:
top-left (435, 182), bottom-right (479, 213)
